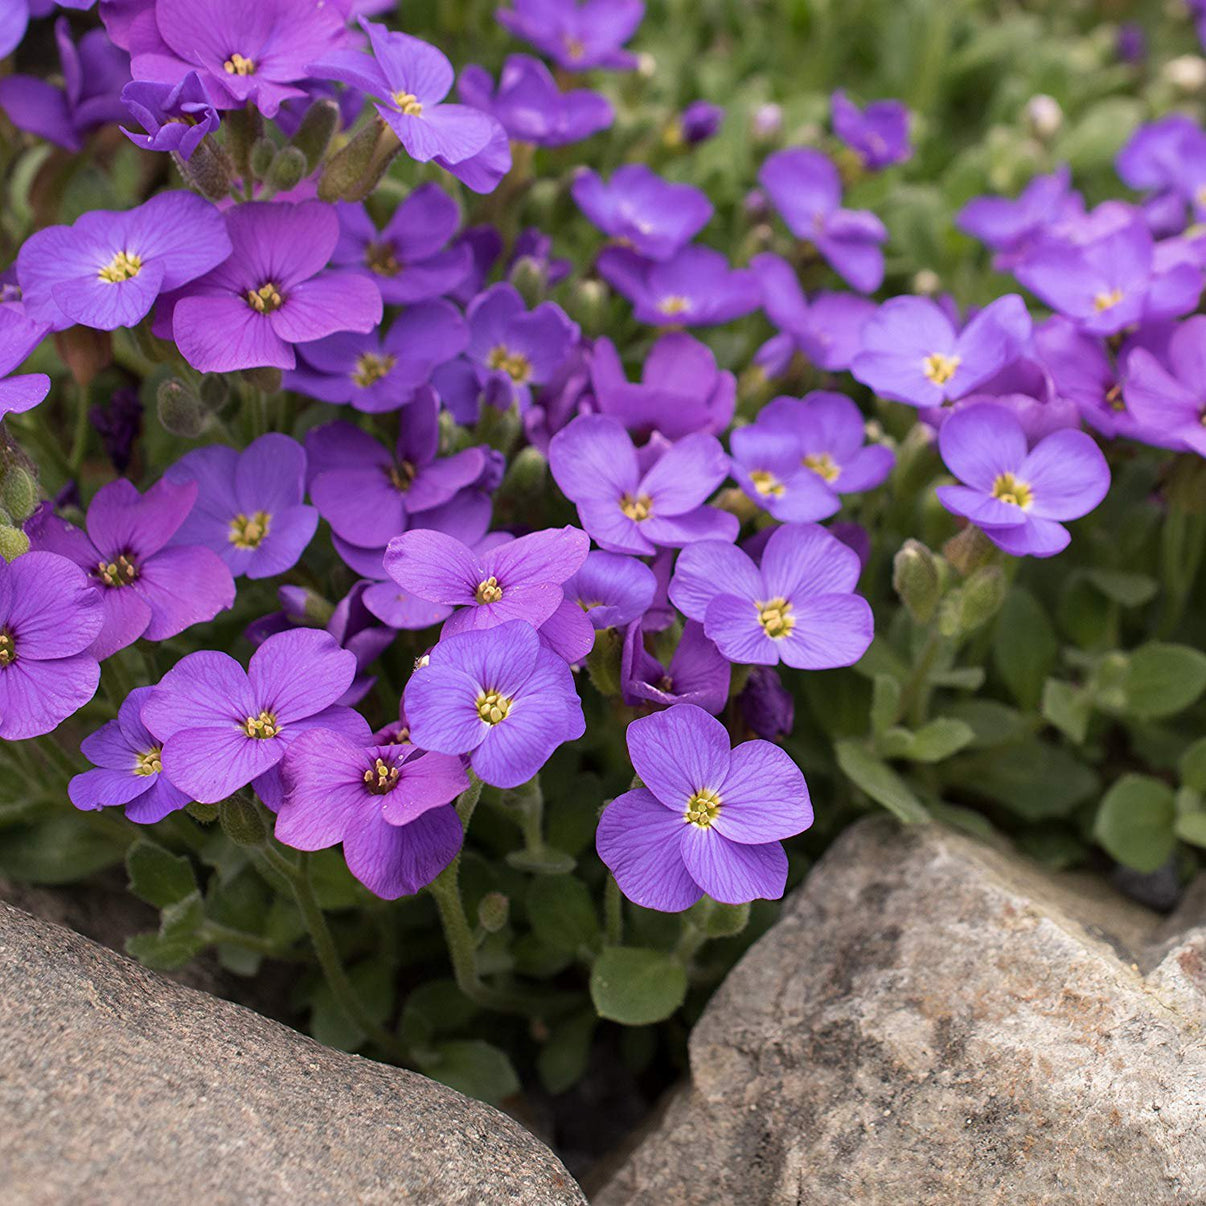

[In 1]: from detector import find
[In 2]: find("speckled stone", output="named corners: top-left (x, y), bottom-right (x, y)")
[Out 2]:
top-left (596, 818), bottom-right (1206, 1206)
top-left (0, 901), bottom-right (585, 1206)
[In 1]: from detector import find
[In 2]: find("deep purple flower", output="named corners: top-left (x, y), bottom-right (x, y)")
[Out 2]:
top-left (287, 301), bottom-right (467, 412)
top-left (510, 227), bottom-right (572, 287)
top-left (564, 550), bottom-right (656, 630)
top-left (143, 628), bottom-right (369, 808)
top-left (1117, 23), bottom-right (1146, 64)
top-left (0, 551), bottom-right (103, 740)
top-left (831, 90), bottom-right (910, 169)
top-left (597, 245), bottom-right (760, 327)
top-left (449, 225), bottom-right (504, 306)
top-left (331, 189), bottom-right (472, 306)
top-left (738, 666), bottom-right (793, 739)
top-left (0, 308), bottom-right (50, 419)
top-left (166, 201), bottom-right (382, 372)
top-left (129, 0), bottom-right (349, 118)
top-left (550, 414), bottom-right (737, 555)
top-left (850, 294), bottom-right (1031, 408)
top-left (1123, 315), bottom-right (1206, 456)
top-left (276, 729), bottom-right (467, 898)
top-left (572, 165), bottom-right (713, 261)
top-left (596, 704), bottom-right (810, 911)
top-left (459, 55), bottom-right (613, 147)
top-left (621, 619), bottom-right (729, 714)
top-left (676, 100), bottom-right (723, 145)
top-left (165, 433), bottom-right (318, 579)
top-left (670, 523), bottom-right (872, 669)
top-left (120, 72), bottom-right (220, 159)
top-left (17, 192), bottom-right (231, 333)
top-left (90, 386), bottom-right (142, 472)
top-left (404, 619), bottom-right (585, 788)
top-left (759, 148), bottom-right (888, 293)
top-left (496, 0), bottom-right (644, 71)
top-left (26, 478), bottom-right (235, 661)
top-left (68, 687), bottom-right (190, 823)
top-left (935, 403), bottom-right (1110, 558)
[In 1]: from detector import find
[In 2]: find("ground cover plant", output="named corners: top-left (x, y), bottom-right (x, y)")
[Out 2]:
top-left (4, 0), bottom-right (1206, 1153)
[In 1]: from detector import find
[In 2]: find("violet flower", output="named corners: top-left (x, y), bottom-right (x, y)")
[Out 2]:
top-left (404, 619), bottom-right (585, 788)
top-left (670, 523), bottom-right (873, 669)
top-left (597, 245), bottom-right (760, 327)
top-left (0, 308), bottom-right (50, 419)
top-left (563, 549), bottom-right (656, 630)
top-left (935, 402), bottom-right (1110, 558)
top-left (68, 687), bottom-right (190, 823)
top-left (621, 619), bottom-right (730, 714)
top-left (496, 0), bottom-right (645, 71)
top-left (596, 703), bottom-right (811, 911)
top-left (676, 100), bottom-right (723, 145)
top-left (831, 90), bottom-right (910, 169)
top-left (90, 386), bottom-right (142, 473)
top-left (0, 0), bottom-right (29, 58)
top-left (956, 167), bottom-right (1084, 271)
top-left (759, 148), bottom-right (888, 293)
top-left (729, 424), bottom-right (841, 524)
top-left (1123, 315), bottom-right (1206, 456)
top-left (0, 551), bottom-right (103, 740)
top-left (17, 191), bottom-right (232, 333)
top-left (120, 72), bottom-right (220, 160)
top-left (449, 225), bottom-right (504, 306)
top-left (549, 414), bottom-right (737, 555)
top-left (738, 666), bottom-right (794, 739)
top-left (25, 478), bottom-right (235, 662)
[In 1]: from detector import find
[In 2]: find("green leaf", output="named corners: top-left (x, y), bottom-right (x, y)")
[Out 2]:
top-left (590, 947), bottom-right (688, 1025)
top-left (1041, 679), bottom-right (1092, 744)
top-left (420, 1040), bottom-right (520, 1104)
top-left (929, 667), bottom-right (986, 691)
top-left (1180, 738), bottom-right (1206, 792)
top-left (537, 1010), bottom-right (597, 1096)
top-left (700, 900), bottom-right (750, 938)
top-left (835, 740), bottom-right (930, 823)
top-left (948, 740), bottom-right (1098, 820)
top-left (309, 958), bottom-right (395, 1051)
top-left (526, 876), bottom-right (600, 955)
top-left (1083, 570), bottom-right (1158, 608)
top-left (505, 847), bottom-right (577, 875)
top-left (943, 700), bottom-right (1026, 749)
top-left (1093, 774), bottom-right (1176, 873)
top-left (870, 674), bottom-right (902, 736)
top-left (879, 718), bottom-right (975, 763)
top-left (1174, 811), bottom-right (1206, 849)
top-left (0, 815), bottom-right (126, 884)
top-left (994, 588), bottom-right (1057, 710)
top-left (126, 891), bottom-right (206, 972)
top-left (1122, 643), bottom-right (1206, 719)
top-left (125, 840), bottom-right (197, 909)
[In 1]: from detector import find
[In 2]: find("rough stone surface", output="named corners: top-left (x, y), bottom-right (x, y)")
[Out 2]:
top-left (596, 819), bottom-right (1206, 1206)
top-left (0, 901), bottom-right (585, 1206)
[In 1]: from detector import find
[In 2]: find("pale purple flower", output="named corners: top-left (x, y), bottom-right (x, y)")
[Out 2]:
top-left (1122, 315), bottom-right (1206, 456)
top-left (956, 167), bottom-right (1084, 271)
top-left (0, 307), bottom-right (50, 419)
top-left (621, 619), bottom-right (730, 714)
top-left (496, 0), bottom-right (645, 71)
top-left (597, 245), bottom-right (760, 327)
top-left (831, 90), bottom-right (910, 169)
top-left (563, 550), bottom-right (656, 630)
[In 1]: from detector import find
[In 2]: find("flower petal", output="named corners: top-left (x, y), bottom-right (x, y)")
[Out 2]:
top-left (595, 788), bottom-right (702, 912)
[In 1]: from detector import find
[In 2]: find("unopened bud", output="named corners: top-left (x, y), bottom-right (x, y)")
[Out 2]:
top-left (288, 98), bottom-right (341, 172)
top-left (585, 626), bottom-right (623, 697)
top-left (939, 565), bottom-right (1006, 638)
top-left (893, 539), bottom-right (941, 624)
top-left (186, 801), bottom-right (220, 823)
top-left (477, 891), bottom-right (510, 933)
top-left (1165, 55), bottom-right (1206, 93)
top-left (185, 138), bottom-right (236, 201)
top-left (0, 467), bottom-right (37, 524)
top-left (249, 137), bottom-right (277, 180)
top-left (197, 373), bottom-right (230, 413)
top-left (54, 327), bottom-right (110, 387)
top-left (912, 268), bottom-right (941, 296)
top-left (498, 444), bottom-right (548, 504)
top-left (1024, 94), bottom-right (1062, 141)
top-left (0, 525), bottom-right (29, 562)
top-left (943, 523), bottom-right (997, 576)
top-left (318, 119), bottom-right (402, 203)
top-left (156, 378), bottom-right (207, 438)
top-left (566, 278), bottom-right (609, 335)
top-left (509, 255), bottom-right (547, 308)
top-left (219, 794), bottom-right (267, 846)
top-left (242, 366), bottom-right (282, 394)
top-left (268, 145), bottom-right (307, 192)
top-left (473, 399), bottom-right (521, 455)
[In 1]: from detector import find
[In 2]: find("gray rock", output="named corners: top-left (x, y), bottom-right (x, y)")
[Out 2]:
top-left (596, 818), bottom-right (1206, 1206)
top-left (0, 901), bottom-right (585, 1206)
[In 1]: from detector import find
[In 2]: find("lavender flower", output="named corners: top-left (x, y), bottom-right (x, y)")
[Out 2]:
top-left (597, 245), bottom-right (760, 327)
top-left (0, 308), bottom-right (50, 419)
top-left (404, 619), bottom-right (585, 788)
top-left (120, 72), bottom-right (219, 159)
top-left (496, 0), bottom-right (645, 71)
top-left (830, 90), bottom-right (911, 169)
top-left (738, 666), bottom-right (794, 739)
top-left (670, 523), bottom-right (873, 668)
top-left (621, 619), bottom-right (730, 714)
top-left (676, 100), bottom-right (723, 145)
top-left (956, 167), bottom-right (1084, 271)
top-left (596, 704), bottom-right (811, 911)
top-left (1122, 316), bottom-right (1206, 456)
top-left (277, 729), bottom-right (467, 898)
top-left (563, 549), bottom-right (656, 630)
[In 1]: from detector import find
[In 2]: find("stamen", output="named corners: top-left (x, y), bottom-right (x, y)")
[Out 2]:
top-left (487, 345), bottom-right (532, 383)
top-left (388, 460), bottom-right (417, 492)
top-left (365, 241), bottom-right (401, 277)
top-left (351, 352), bottom-right (396, 388)
top-left (803, 452), bottom-right (841, 483)
top-left (134, 747), bottom-right (162, 777)
top-left (565, 35), bottom-right (586, 60)
top-left (657, 673), bottom-right (675, 692)
top-left (241, 710), bottom-right (279, 739)
top-left (922, 352), bottom-right (960, 386)
top-left (684, 787), bottom-right (722, 828)
top-left (391, 90), bottom-right (423, 116)
top-left (228, 510), bottom-right (272, 549)
top-left (476, 689), bottom-right (512, 725)
top-left (1105, 384), bottom-right (1125, 413)
top-left (756, 597), bottom-right (794, 639)
top-left (0, 629), bottom-right (14, 667)
top-left (96, 554), bottom-right (138, 588)
top-left (750, 469), bottom-right (786, 498)
top-left (246, 282), bottom-right (283, 313)
top-left (619, 492), bottom-right (653, 521)
top-left (362, 756), bottom-right (401, 795)
top-left (657, 295), bottom-right (691, 317)
top-left (224, 53), bottom-right (256, 75)
top-left (1093, 288), bottom-right (1124, 313)
top-left (990, 471), bottom-right (1034, 510)
top-left (475, 576), bottom-right (504, 605)
top-left (98, 250), bottom-right (142, 283)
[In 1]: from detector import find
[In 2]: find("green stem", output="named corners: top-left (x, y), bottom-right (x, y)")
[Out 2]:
top-left (68, 381), bottom-right (91, 479)
top-left (604, 874), bottom-right (623, 946)
top-left (899, 629), bottom-right (944, 730)
top-left (200, 921), bottom-right (305, 960)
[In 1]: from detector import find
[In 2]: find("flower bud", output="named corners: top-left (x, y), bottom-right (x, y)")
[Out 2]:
top-left (268, 146), bottom-right (307, 193)
top-left (185, 138), bottom-right (237, 201)
top-left (224, 105), bottom-right (263, 180)
top-left (197, 373), bottom-right (230, 413)
top-left (318, 120), bottom-right (381, 202)
top-left (509, 254), bottom-right (547, 308)
top-left (942, 523), bottom-right (997, 576)
top-left (0, 466), bottom-right (37, 524)
top-left (1165, 55), bottom-right (1206, 93)
top-left (186, 801), bottom-right (220, 823)
top-left (242, 366), bottom-right (282, 394)
top-left (893, 539), bottom-right (941, 624)
top-left (565, 278), bottom-right (609, 335)
top-left (477, 891), bottom-right (510, 933)
top-left (156, 378), bottom-right (208, 438)
top-left (738, 666), bottom-right (794, 738)
top-left (751, 102), bottom-right (783, 142)
top-left (497, 445), bottom-right (548, 509)
top-left (0, 525), bottom-right (29, 562)
top-left (288, 98), bottom-right (341, 172)
top-left (939, 565), bottom-right (1006, 638)
top-left (249, 136), bottom-right (277, 180)
top-left (912, 268), bottom-right (941, 296)
top-left (1024, 94), bottom-right (1062, 141)
top-left (54, 326), bottom-right (110, 387)
top-left (219, 794), bottom-right (267, 846)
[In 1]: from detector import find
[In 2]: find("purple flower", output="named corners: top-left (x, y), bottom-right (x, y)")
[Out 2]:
top-left (276, 729), bottom-right (467, 898)
top-left (550, 414), bottom-right (737, 555)
top-left (496, 0), bottom-right (645, 71)
top-left (935, 403), bottom-right (1110, 558)
top-left (330, 189), bottom-right (472, 305)
top-left (729, 425), bottom-right (840, 524)
top-left (68, 687), bottom-right (191, 823)
top-left (831, 90), bottom-right (911, 169)
top-left (850, 294), bottom-right (1031, 408)
top-left (404, 619), bottom-right (585, 788)
top-left (449, 225), bottom-right (504, 306)
top-left (129, 0), bottom-right (349, 118)
top-left (589, 332), bottom-right (735, 439)
top-left (676, 100), bottom-right (723, 145)
top-left (670, 523), bottom-right (873, 669)
top-left (759, 148), bottom-right (888, 293)
top-left (956, 167), bottom-right (1084, 271)
top-left (287, 301), bottom-right (467, 412)
top-left (166, 201), bottom-right (382, 372)
top-left (0, 0), bottom-right (29, 59)
top-left (120, 72), bottom-right (220, 160)
top-left (596, 704), bottom-right (811, 911)
top-left (25, 478), bottom-right (235, 662)
top-left (1123, 315), bottom-right (1206, 456)
top-left (1116, 116), bottom-right (1206, 233)
top-left (597, 245), bottom-right (760, 327)
top-left (90, 386), bottom-right (142, 472)
top-left (1117, 23), bottom-right (1146, 64)
top-left (0, 307), bottom-right (50, 419)
top-left (142, 628), bottom-right (369, 808)
top-left (510, 227), bottom-right (572, 287)
top-left (165, 433), bottom-right (318, 579)
top-left (571, 165), bottom-right (713, 261)
top-left (738, 666), bottom-right (794, 739)
top-left (17, 192), bottom-right (231, 333)
top-left (458, 55), bottom-right (613, 147)
top-left (0, 551), bottom-right (103, 740)
top-left (564, 549), bottom-right (656, 630)
top-left (306, 393), bottom-right (487, 549)
top-left (621, 620), bottom-right (730, 714)
top-left (384, 525), bottom-right (589, 638)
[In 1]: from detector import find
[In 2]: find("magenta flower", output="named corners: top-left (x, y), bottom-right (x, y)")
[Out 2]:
top-left (0, 551), bottom-right (103, 740)
top-left (404, 619), bottom-right (585, 788)
top-left (621, 619), bottom-right (730, 714)
top-left (167, 201), bottom-right (383, 373)
top-left (563, 550), bottom-right (656, 630)
top-left (165, 433), bottom-right (318, 580)
top-left (17, 192), bottom-right (231, 333)
top-left (0, 308), bottom-right (50, 419)
top-left (830, 90), bottom-right (911, 169)
top-left (68, 687), bottom-right (190, 823)
top-left (670, 523), bottom-right (873, 669)
top-left (496, 0), bottom-right (645, 71)
top-left (277, 730), bottom-right (467, 899)
top-left (25, 478), bottom-right (235, 662)
top-left (142, 628), bottom-right (369, 808)
top-left (550, 414), bottom-right (737, 555)
top-left (120, 72), bottom-right (220, 160)
top-left (596, 704), bottom-right (811, 911)
top-left (935, 403), bottom-right (1110, 558)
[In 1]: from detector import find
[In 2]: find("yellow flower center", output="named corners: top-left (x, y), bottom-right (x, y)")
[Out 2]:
top-left (366, 241), bottom-right (400, 276)
top-left (363, 756), bottom-right (400, 795)
top-left (619, 492), bottom-right (653, 521)
top-left (388, 460), bottom-right (416, 492)
top-left (750, 469), bottom-right (785, 498)
top-left (134, 747), bottom-right (162, 777)
top-left (487, 345), bottom-right (532, 383)
top-left (684, 787), bottom-right (722, 828)
top-left (1093, 288), bottom-right (1124, 313)
top-left (98, 250), bottom-right (142, 283)
top-left (0, 629), bottom-right (15, 667)
top-left (96, 554), bottom-right (138, 588)
top-left (803, 452), bottom-right (841, 483)
top-left (922, 352), bottom-right (960, 386)
top-left (757, 597), bottom-right (795, 639)
top-left (475, 576), bottom-right (504, 604)
top-left (658, 295), bottom-right (691, 317)
top-left (392, 90), bottom-right (424, 116)
top-left (352, 352), bottom-right (396, 388)
top-left (990, 471), bottom-right (1034, 510)
top-left (476, 689), bottom-right (512, 725)
top-left (565, 35), bottom-right (586, 60)
top-left (229, 510), bottom-right (272, 549)
top-left (224, 53), bottom-right (256, 76)
top-left (241, 710), bottom-right (279, 739)
top-left (246, 282), bottom-right (283, 313)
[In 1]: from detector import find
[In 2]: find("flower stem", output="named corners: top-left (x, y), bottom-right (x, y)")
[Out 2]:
top-left (604, 874), bottom-right (623, 946)
top-left (68, 381), bottom-right (91, 478)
